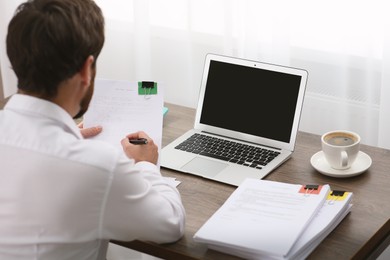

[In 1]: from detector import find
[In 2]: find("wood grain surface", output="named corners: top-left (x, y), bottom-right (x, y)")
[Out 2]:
top-left (113, 103), bottom-right (390, 259)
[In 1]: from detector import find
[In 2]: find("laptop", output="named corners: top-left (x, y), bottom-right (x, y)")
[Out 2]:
top-left (161, 54), bottom-right (308, 186)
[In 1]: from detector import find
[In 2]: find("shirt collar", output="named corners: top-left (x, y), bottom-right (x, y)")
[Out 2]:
top-left (4, 94), bottom-right (83, 139)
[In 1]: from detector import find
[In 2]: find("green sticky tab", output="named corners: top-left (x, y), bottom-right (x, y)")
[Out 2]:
top-left (138, 81), bottom-right (158, 95)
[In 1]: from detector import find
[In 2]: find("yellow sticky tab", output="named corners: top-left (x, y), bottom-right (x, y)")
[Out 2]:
top-left (327, 191), bottom-right (349, 201)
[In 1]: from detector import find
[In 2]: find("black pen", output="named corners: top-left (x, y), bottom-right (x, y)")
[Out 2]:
top-left (129, 138), bottom-right (148, 145)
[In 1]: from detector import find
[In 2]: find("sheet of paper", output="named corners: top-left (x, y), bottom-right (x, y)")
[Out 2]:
top-left (209, 193), bottom-right (353, 260)
top-left (194, 178), bottom-right (330, 257)
top-left (83, 79), bottom-right (163, 153)
top-left (289, 196), bottom-right (352, 260)
top-left (164, 177), bottom-right (181, 187)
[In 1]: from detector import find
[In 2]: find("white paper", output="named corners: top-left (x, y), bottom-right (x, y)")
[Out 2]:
top-left (288, 194), bottom-right (352, 260)
top-left (164, 177), bottom-right (181, 187)
top-left (194, 178), bottom-right (330, 257)
top-left (83, 79), bottom-right (163, 153)
top-left (208, 193), bottom-right (353, 260)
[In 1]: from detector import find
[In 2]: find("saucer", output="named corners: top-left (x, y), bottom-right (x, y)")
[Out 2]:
top-left (310, 151), bottom-right (372, 178)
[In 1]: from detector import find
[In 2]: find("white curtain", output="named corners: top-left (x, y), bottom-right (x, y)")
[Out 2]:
top-left (1, 0), bottom-right (389, 149)
top-left (94, 0), bottom-right (390, 149)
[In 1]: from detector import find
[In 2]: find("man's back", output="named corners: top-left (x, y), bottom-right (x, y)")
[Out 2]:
top-left (0, 95), bottom-right (185, 259)
top-left (2, 0), bottom-right (185, 258)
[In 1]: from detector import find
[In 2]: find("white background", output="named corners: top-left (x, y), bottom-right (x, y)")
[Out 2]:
top-left (1, 0), bottom-right (390, 150)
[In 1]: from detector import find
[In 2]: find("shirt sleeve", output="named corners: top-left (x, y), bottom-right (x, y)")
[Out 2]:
top-left (100, 154), bottom-right (186, 243)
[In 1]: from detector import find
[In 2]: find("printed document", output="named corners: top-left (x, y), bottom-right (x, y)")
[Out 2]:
top-left (194, 178), bottom-right (330, 258)
top-left (83, 78), bottom-right (163, 153)
top-left (207, 190), bottom-right (353, 259)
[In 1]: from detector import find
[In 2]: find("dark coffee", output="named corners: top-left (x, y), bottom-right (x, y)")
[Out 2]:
top-left (326, 135), bottom-right (356, 146)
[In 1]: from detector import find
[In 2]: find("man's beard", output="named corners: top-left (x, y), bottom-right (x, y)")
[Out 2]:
top-left (73, 68), bottom-right (95, 120)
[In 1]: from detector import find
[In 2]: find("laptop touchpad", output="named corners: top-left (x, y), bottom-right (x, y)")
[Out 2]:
top-left (181, 157), bottom-right (228, 178)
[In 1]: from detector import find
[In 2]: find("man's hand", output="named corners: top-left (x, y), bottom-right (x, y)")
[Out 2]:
top-left (121, 131), bottom-right (158, 164)
top-left (77, 122), bottom-right (103, 139)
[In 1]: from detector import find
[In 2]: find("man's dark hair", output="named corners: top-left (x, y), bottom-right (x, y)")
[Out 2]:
top-left (6, 0), bottom-right (105, 98)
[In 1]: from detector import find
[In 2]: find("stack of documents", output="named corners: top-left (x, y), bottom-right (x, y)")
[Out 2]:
top-left (193, 178), bottom-right (352, 260)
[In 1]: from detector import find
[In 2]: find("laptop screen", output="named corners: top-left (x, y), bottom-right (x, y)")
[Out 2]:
top-left (199, 59), bottom-right (304, 144)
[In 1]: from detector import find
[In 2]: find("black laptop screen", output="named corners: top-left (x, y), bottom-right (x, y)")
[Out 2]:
top-left (200, 60), bottom-right (302, 143)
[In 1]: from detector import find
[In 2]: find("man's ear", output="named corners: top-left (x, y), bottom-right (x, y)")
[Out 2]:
top-left (80, 55), bottom-right (95, 88)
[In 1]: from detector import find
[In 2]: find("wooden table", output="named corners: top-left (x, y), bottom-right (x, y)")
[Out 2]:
top-left (113, 103), bottom-right (390, 260)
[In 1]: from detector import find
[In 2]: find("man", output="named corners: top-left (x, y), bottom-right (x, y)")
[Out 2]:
top-left (0, 0), bottom-right (185, 259)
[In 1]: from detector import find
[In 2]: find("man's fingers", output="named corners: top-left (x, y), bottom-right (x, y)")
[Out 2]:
top-left (81, 126), bottom-right (102, 138)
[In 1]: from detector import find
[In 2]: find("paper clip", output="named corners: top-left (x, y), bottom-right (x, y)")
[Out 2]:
top-left (141, 81), bottom-right (155, 99)
top-left (328, 190), bottom-right (345, 205)
top-left (303, 184), bottom-right (319, 197)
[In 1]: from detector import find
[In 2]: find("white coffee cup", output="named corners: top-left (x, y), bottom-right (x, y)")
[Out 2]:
top-left (321, 130), bottom-right (361, 170)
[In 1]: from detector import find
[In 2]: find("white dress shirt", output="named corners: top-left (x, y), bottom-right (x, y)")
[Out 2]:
top-left (0, 94), bottom-right (185, 260)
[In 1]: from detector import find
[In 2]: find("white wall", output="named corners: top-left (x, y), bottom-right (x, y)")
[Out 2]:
top-left (0, 1), bottom-right (23, 99)
top-left (95, 20), bottom-right (135, 82)
top-left (95, 24), bottom-right (386, 149)
top-left (95, 20), bottom-right (207, 109)
top-left (2, 4), bottom-right (389, 149)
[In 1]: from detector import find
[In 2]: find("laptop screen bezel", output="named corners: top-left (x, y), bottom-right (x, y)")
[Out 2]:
top-left (193, 53), bottom-right (308, 151)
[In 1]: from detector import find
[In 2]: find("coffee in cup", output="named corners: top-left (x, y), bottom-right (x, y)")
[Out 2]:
top-left (321, 130), bottom-right (360, 170)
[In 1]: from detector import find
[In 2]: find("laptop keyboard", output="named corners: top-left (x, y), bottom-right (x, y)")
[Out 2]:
top-left (174, 133), bottom-right (280, 170)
